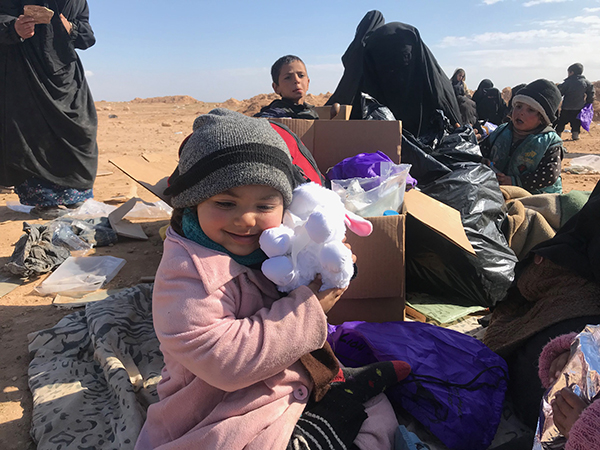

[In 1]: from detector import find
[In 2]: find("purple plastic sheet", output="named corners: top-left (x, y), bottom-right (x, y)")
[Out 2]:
top-left (327, 321), bottom-right (508, 450)
top-left (577, 103), bottom-right (594, 133)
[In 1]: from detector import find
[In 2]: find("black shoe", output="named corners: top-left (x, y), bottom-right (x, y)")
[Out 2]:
top-left (30, 205), bottom-right (70, 220)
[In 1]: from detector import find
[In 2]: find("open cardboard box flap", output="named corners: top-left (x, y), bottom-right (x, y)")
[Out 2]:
top-left (110, 156), bottom-right (176, 205)
top-left (403, 189), bottom-right (475, 256)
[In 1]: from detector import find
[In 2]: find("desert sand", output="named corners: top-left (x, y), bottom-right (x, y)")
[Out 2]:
top-left (0, 92), bottom-right (599, 449)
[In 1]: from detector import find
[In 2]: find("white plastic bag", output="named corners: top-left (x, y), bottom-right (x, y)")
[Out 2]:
top-left (564, 155), bottom-right (600, 174)
top-left (35, 256), bottom-right (126, 297)
top-left (331, 162), bottom-right (411, 217)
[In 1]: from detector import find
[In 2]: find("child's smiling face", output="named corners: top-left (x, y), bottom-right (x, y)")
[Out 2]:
top-left (196, 185), bottom-right (284, 256)
top-left (511, 101), bottom-right (543, 132)
top-left (272, 60), bottom-right (310, 104)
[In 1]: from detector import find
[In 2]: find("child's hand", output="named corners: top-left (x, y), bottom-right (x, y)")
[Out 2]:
top-left (342, 237), bottom-right (357, 264)
top-left (307, 275), bottom-right (347, 313)
top-left (552, 387), bottom-right (587, 438)
top-left (496, 173), bottom-right (512, 185)
top-left (549, 351), bottom-right (570, 384)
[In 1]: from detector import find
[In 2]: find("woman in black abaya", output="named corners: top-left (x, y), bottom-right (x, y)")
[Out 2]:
top-left (359, 22), bottom-right (462, 138)
top-left (0, 0), bottom-right (97, 219)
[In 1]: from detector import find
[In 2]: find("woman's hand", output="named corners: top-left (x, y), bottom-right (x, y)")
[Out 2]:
top-left (15, 15), bottom-right (35, 39)
top-left (307, 275), bottom-right (347, 313)
top-left (59, 14), bottom-right (72, 34)
top-left (549, 351), bottom-right (570, 384)
top-left (552, 388), bottom-right (587, 438)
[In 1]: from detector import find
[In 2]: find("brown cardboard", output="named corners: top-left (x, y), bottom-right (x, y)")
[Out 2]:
top-left (271, 118), bottom-right (402, 173)
top-left (108, 198), bottom-right (148, 240)
top-left (313, 104), bottom-right (352, 120)
top-left (402, 190), bottom-right (475, 256)
top-left (110, 156), bottom-right (177, 204)
top-left (327, 189), bottom-right (475, 324)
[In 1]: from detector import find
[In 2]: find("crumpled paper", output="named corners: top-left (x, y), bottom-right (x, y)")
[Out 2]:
top-left (533, 324), bottom-right (600, 449)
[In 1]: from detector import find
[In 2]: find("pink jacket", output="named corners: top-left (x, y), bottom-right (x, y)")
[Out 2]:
top-left (135, 228), bottom-right (398, 450)
top-left (539, 333), bottom-right (600, 450)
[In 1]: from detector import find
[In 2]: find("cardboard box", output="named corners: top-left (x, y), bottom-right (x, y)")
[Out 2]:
top-left (272, 118), bottom-right (402, 173)
top-left (327, 189), bottom-right (475, 324)
top-left (313, 104), bottom-right (352, 120)
top-left (110, 118), bottom-right (474, 325)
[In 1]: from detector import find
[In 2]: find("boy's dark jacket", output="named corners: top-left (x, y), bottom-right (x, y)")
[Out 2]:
top-left (255, 98), bottom-right (319, 120)
top-left (558, 74), bottom-right (595, 111)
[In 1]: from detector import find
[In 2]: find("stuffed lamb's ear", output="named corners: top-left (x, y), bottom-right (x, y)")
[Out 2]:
top-left (344, 211), bottom-right (373, 237)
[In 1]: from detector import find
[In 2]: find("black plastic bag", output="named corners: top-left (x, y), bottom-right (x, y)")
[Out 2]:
top-left (404, 128), bottom-right (517, 307)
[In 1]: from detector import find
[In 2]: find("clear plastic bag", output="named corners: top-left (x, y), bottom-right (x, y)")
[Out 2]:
top-left (331, 162), bottom-right (411, 217)
top-left (123, 199), bottom-right (173, 220)
top-left (49, 222), bottom-right (93, 256)
top-left (35, 256), bottom-right (126, 297)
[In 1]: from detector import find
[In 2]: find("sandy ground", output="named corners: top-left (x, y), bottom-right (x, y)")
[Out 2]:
top-left (0, 94), bottom-right (599, 449)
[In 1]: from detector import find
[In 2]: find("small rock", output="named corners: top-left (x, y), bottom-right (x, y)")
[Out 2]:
top-left (108, 114), bottom-right (118, 119)
top-left (11, 376), bottom-right (17, 381)
top-left (161, 122), bottom-right (172, 127)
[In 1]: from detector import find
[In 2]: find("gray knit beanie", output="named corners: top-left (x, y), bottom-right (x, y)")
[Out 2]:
top-left (165, 108), bottom-right (296, 208)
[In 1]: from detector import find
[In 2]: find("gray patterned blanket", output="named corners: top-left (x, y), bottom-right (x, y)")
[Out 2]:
top-left (28, 284), bottom-right (163, 450)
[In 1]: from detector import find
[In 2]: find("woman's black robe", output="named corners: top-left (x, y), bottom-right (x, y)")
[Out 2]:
top-left (0, 0), bottom-right (97, 190)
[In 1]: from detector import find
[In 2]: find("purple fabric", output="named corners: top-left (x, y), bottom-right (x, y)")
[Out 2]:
top-left (327, 151), bottom-right (417, 189)
top-left (327, 151), bottom-right (393, 180)
top-left (577, 103), bottom-right (594, 133)
top-left (327, 321), bottom-right (508, 450)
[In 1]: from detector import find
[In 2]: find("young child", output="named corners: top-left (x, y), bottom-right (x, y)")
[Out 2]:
top-left (538, 332), bottom-right (600, 449)
top-left (555, 63), bottom-right (595, 141)
top-left (479, 79), bottom-right (565, 194)
top-left (135, 108), bottom-right (407, 450)
top-left (255, 55), bottom-right (319, 119)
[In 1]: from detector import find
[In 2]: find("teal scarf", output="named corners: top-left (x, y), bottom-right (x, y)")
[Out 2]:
top-left (181, 208), bottom-right (268, 267)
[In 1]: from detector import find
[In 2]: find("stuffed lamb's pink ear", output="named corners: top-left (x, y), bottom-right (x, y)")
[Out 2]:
top-left (344, 211), bottom-right (373, 236)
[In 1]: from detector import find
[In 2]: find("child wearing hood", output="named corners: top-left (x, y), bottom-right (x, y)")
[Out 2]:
top-left (480, 79), bottom-right (566, 194)
top-left (554, 63), bottom-right (595, 141)
top-left (135, 108), bottom-right (409, 450)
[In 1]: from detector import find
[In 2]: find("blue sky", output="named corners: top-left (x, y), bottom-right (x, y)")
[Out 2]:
top-left (82, 0), bottom-right (600, 102)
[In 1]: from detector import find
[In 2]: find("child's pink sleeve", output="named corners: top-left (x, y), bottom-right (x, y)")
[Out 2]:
top-left (538, 333), bottom-right (577, 388)
top-left (566, 399), bottom-right (600, 450)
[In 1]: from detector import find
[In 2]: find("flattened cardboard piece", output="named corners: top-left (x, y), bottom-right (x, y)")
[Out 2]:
top-left (0, 274), bottom-right (22, 299)
top-left (344, 214), bottom-right (404, 299)
top-left (313, 105), bottom-right (352, 120)
top-left (108, 198), bottom-right (148, 240)
top-left (110, 156), bottom-right (177, 204)
top-left (403, 189), bottom-right (476, 256)
top-left (328, 296), bottom-right (405, 325)
top-left (53, 288), bottom-right (124, 309)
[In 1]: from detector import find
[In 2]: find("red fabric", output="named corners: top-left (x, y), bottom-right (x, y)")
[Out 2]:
top-left (270, 123), bottom-right (323, 185)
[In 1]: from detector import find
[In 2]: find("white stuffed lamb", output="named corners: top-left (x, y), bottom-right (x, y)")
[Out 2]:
top-left (260, 182), bottom-right (373, 292)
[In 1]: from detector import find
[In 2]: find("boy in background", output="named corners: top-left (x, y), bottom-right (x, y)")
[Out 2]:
top-left (554, 63), bottom-right (595, 141)
top-left (255, 55), bottom-right (319, 119)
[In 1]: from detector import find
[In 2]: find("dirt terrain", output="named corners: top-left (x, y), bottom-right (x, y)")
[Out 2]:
top-left (0, 93), bottom-right (598, 449)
